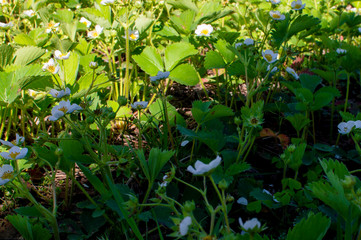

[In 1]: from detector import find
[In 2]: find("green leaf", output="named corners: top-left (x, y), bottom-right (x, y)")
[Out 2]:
top-left (0, 44), bottom-right (14, 69)
top-left (225, 162), bottom-right (251, 176)
top-left (14, 46), bottom-right (46, 66)
top-left (214, 39), bottom-right (235, 64)
top-left (246, 201), bottom-right (262, 213)
top-left (14, 33), bottom-right (36, 46)
top-left (77, 163), bottom-right (111, 199)
top-left (286, 113), bottom-right (310, 133)
top-left (59, 52), bottom-right (80, 86)
top-left (169, 63), bottom-right (199, 86)
top-left (299, 74), bottom-right (321, 93)
top-left (170, 10), bottom-right (196, 35)
top-left (135, 14), bottom-right (153, 34)
top-left (312, 87), bottom-right (340, 111)
top-left (286, 212), bottom-right (330, 240)
top-left (202, 104), bottom-right (234, 123)
top-left (132, 46), bottom-right (163, 75)
top-left (14, 206), bottom-right (42, 217)
top-left (164, 42), bottom-right (198, 71)
top-left (148, 98), bottom-right (186, 127)
top-left (288, 15), bottom-right (321, 39)
top-left (204, 51), bottom-right (226, 69)
top-left (168, 0), bottom-right (198, 13)
top-left (271, 14), bottom-right (291, 48)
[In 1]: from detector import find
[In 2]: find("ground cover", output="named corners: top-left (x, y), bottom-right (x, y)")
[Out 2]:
top-left (1, 0), bottom-right (361, 239)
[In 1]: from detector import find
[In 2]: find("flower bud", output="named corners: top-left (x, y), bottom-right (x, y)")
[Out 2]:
top-left (89, 61), bottom-right (98, 69)
top-left (218, 179), bottom-right (228, 190)
top-left (183, 200), bottom-right (195, 213)
top-left (342, 175), bottom-right (356, 189)
top-left (55, 147), bottom-right (63, 156)
top-left (234, 117), bottom-right (242, 125)
top-left (226, 194), bottom-right (234, 203)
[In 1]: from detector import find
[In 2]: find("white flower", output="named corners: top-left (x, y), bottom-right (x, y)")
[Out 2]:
top-left (48, 100), bottom-right (82, 121)
top-left (89, 61), bottom-right (98, 69)
top-left (87, 25), bottom-right (103, 39)
top-left (23, 10), bottom-right (36, 18)
top-left (286, 67), bottom-right (299, 79)
top-left (338, 121), bottom-right (355, 134)
top-left (150, 71), bottom-right (170, 82)
top-left (181, 140), bottom-right (190, 147)
top-left (244, 38), bottom-right (254, 46)
top-left (179, 216), bottom-right (192, 236)
top-left (336, 48), bottom-right (347, 54)
top-left (0, 165), bottom-right (14, 186)
top-left (291, 0), bottom-right (306, 10)
top-left (28, 89), bottom-right (40, 98)
top-left (0, 21), bottom-right (13, 28)
top-left (187, 155), bottom-right (221, 176)
top-left (237, 197), bottom-right (248, 205)
top-left (49, 88), bottom-right (71, 98)
top-left (54, 50), bottom-right (71, 60)
top-left (45, 21), bottom-right (60, 33)
top-left (262, 50), bottom-right (278, 63)
top-left (239, 217), bottom-right (261, 231)
top-left (358, 27), bottom-right (361, 33)
top-left (79, 17), bottom-right (91, 28)
top-left (195, 24), bottom-right (213, 37)
top-left (42, 59), bottom-right (60, 74)
top-left (354, 120), bottom-right (361, 129)
top-left (267, 65), bottom-right (278, 73)
top-left (269, 0), bottom-right (281, 4)
top-left (0, 0), bottom-right (8, 5)
top-left (235, 43), bottom-right (243, 49)
top-left (0, 146), bottom-right (28, 160)
top-left (100, 0), bottom-right (114, 5)
top-left (0, 134), bottom-right (25, 148)
top-left (126, 30), bottom-right (139, 41)
top-left (131, 101), bottom-right (148, 109)
top-left (269, 10), bottom-right (285, 20)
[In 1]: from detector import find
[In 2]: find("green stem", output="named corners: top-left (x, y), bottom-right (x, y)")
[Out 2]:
top-left (344, 72), bottom-right (351, 113)
top-left (209, 176), bottom-right (230, 233)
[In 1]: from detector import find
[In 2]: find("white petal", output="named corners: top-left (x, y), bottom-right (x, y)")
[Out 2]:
top-left (179, 216), bottom-right (192, 236)
top-left (0, 152), bottom-right (11, 160)
top-left (0, 140), bottom-right (14, 147)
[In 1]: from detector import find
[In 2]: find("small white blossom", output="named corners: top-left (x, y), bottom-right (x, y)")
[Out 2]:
top-left (262, 50), bottom-right (278, 63)
top-left (181, 140), bottom-right (190, 147)
top-left (267, 65), bottom-right (278, 73)
top-left (269, 10), bottom-right (285, 20)
top-left (179, 216), bottom-right (192, 236)
top-left (87, 25), bottom-right (103, 39)
top-left (195, 24), bottom-right (213, 37)
top-left (291, 0), bottom-right (306, 10)
top-left (0, 146), bottom-right (28, 160)
top-left (0, 134), bottom-right (24, 148)
top-left (49, 88), bottom-right (71, 98)
top-left (48, 100), bottom-right (82, 121)
top-left (42, 59), bottom-right (60, 74)
top-left (89, 61), bottom-right (98, 69)
top-left (187, 156), bottom-right (221, 176)
top-left (336, 48), bottom-right (347, 54)
top-left (131, 101), bottom-right (148, 109)
top-left (54, 50), bottom-right (71, 60)
top-left (237, 197), bottom-right (248, 205)
top-left (45, 21), bottom-right (60, 33)
top-left (286, 67), bottom-right (299, 79)
top-left (244, 38), bottom-right (254, 45)
top-left (338, 121), bottom-right (355, 134)
top-left (79, 17), bottom-right (91, 28)
top-left (239, 217), bottom-right (261, 231)
top-left (150, 71), bottom-right (170, 82)
top-left (126, 30), bottom-right (139, 41)
top-left (0, 165), bottom-right (14, 186)
top-left (0, 21), bottom-right (13, 28)
top-left (23, 10), bottom-right (36, 18)
top-left (354, 120), bottom-right (361, 129)
top-left (0, 0), bottom-right (8, 5)
top-left (358, 27), bottom-right (361, 33)
top-left (100, 0), bottom-right (114, 5)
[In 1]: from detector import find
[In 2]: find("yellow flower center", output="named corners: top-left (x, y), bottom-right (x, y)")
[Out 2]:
top-left (1, 171), bottom-right (13, 180)
top-left (344, 127), bottom-right (348, 132)
top-left (92, 31), bottom-right (99, 38)
top-left (251, 118), bottom-right (259, 125)
top-left (265, 54), bottom-right (273, 62)
top-left (54, 92), bottom-right (59, 97)
top-left (272, 13), bottom-right (281, 19)
top-left (201, 29), bottom-right (209, 35)
top-left (48, 65), bottom-right (55, 73)
top-left (295, 3), bottom-right (301, 9)
top-left (9, 151), bottom-right (20, 159)
top-left (58, 106), bottom-right (68, 114)
top-left (47, 22), bottom-right (54, 28)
